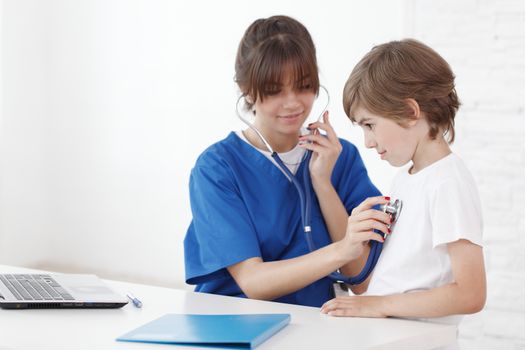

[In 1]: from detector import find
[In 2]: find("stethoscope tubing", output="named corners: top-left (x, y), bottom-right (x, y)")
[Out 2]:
top-left (236, 87), bottom-right (382, 285)
top-left (275, 148), bottom-right (383, 285)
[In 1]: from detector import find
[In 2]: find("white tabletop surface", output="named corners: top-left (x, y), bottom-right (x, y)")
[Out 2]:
top-left (0, 265), bottom-right (457, 350)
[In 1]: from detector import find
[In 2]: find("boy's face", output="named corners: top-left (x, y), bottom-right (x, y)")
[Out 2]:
top-left (353, 107), bottom-right (418, 167)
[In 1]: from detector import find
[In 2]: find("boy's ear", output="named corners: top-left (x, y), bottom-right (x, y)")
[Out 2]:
top-left (404, 98), bottom-right (421, 126)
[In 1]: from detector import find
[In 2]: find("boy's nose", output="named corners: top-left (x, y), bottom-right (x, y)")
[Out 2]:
top-left (364, 135), bottom-right (376, 149)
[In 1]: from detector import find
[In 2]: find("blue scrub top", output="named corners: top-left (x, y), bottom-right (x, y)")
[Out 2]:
top-left (184, 132), bottom-right (380, 307)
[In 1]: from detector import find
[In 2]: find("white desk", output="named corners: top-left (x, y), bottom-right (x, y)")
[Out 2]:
top-left (0, 265), bottom-right (457, 350)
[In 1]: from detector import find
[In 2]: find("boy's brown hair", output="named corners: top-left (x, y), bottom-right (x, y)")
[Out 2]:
top-left (343, 39), bottom-right (459, 143)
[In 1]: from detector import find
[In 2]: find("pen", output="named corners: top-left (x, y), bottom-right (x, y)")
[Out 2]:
top-left (126, 292), bottom-right (143, 308)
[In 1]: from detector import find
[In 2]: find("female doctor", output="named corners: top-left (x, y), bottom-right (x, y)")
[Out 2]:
top-left (184, 15), bottom-right (391, 307)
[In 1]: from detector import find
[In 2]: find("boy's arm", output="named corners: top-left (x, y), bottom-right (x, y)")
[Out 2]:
top-left (381, 239), bottom-right (486, 317)
top-left (321, 239), bottom-right (486, 318)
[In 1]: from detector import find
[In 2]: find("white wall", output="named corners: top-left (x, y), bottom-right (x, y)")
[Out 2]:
top-left (0, 0), bottom-right (2, 188)
top-left (406, 0), bottom-right (525, 348)
top-left (0, 0), bottom-right (405, 288)
top-left (3, 0), bottom-right (523, 347)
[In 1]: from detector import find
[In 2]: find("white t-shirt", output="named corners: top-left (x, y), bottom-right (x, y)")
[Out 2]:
top-left (365, 153), bottom-right (483, 326)
top-left (235, 130), bottom-right (306, 176)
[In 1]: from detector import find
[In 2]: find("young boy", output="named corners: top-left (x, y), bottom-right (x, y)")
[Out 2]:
top-left (320, 39), bottom-right (486, 324)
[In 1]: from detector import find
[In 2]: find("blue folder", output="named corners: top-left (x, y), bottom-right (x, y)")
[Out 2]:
top-left (116, 313), bottom-right (291, 349)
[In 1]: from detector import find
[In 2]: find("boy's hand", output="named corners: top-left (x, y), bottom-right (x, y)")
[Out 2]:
top-left (320, 295), bottom-right (387, 318)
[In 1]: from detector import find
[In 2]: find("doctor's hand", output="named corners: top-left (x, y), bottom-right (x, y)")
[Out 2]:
top-left (320, 295), bottom-right (387, 318)
top-left (298, 111), bottom-right (342, 187)
top-left (338, 196), bottom-right (392, 262)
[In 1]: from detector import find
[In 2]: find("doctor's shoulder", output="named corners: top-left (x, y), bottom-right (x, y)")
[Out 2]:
top-left (336, 138), bottom-right (367, 166)
top-left (191, 133), bottom-right (247, 176)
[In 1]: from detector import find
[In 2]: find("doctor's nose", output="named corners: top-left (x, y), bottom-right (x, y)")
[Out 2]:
top-left (281, 90), bottom-right (300, 109)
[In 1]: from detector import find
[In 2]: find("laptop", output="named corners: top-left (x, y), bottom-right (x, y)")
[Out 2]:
top-left (0, 273), bottom-right (128, 309)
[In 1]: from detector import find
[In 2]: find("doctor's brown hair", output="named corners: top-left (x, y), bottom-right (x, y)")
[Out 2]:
top-left (343, 39), bottom-right (460, 143)
top-left (235, 15), bottom-right (320, 110)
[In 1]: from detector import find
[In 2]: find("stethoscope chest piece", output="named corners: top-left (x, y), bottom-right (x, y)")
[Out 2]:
top-left (380, 199), bottom-right (403, 228)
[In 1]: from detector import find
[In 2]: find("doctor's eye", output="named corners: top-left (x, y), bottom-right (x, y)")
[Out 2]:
top-left (296, 79), bottom-right (314, 91)
top-left (299, 83), bottom-right (312, 90)
top-left (263, 84), bottom-right (282, 96)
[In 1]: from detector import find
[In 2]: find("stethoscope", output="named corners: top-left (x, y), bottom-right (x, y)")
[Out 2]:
top-left (236, 86), bottom-right (402, 285)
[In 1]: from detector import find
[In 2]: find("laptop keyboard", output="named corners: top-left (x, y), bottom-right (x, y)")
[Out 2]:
top-left (0, 274), bottom-right (74, 301)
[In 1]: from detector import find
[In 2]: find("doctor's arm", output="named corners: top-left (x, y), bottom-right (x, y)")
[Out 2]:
top-left (299, 115), bottom-right (390, 294)
top-left (314, 192), bottom-right (390, 295)
top-left (321, 239), bottom-right (486, 318)
top-left (227, 217), bottom-right (385, 302)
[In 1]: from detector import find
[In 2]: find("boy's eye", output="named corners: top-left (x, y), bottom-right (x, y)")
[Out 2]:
top-left (364, 123), bottom-right (374, 130)
top-left (299, 83), bottom-right (312, 90)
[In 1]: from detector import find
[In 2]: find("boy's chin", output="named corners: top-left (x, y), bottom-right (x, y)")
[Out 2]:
top-left (387, 159), bottom-right (411, 168)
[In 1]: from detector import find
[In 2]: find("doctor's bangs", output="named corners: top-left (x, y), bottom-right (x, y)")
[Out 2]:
top-left (249, 37), bottom-right (320, 102)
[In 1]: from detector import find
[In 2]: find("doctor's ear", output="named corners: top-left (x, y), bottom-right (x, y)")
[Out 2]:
top-left (245, 95), bottom-right (254, 105)
top-left (404, 98), bottom-right (421, 126)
